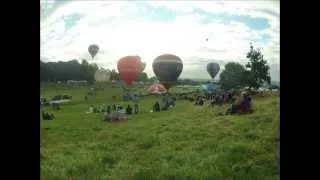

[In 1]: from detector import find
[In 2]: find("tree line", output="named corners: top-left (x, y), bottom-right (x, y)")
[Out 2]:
top-left (219, 44), bottom-right (275, 90)
top-left (40, 59), bottom-right (151, 84)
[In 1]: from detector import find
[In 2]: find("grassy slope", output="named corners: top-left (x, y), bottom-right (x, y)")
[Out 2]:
top-left (41, 87), bottom-right (280, 180)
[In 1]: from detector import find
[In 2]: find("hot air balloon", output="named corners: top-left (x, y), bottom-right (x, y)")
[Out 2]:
top-left (88, 44), bottom-right (99, 59)
top-left (207, 62), bottom-right (220, 80)
top-left (152, 54), bottom-right (183, 90)
top-left (117, 56), bottom-right (143, 86)
top-left (94, 68), bottom-right (111, 82)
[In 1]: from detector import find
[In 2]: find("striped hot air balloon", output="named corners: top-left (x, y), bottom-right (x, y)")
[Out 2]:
top-left (152, 54), bottom-right (183, 90)
top-left (206, 62), bottom-right (220, 79)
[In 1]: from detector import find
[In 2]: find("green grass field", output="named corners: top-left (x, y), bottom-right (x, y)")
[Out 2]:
top-left (41, 86), bottom-right (280, 180)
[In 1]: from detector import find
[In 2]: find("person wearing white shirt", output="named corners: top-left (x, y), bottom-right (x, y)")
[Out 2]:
top-left (117, 106), bottom-right (126, 120)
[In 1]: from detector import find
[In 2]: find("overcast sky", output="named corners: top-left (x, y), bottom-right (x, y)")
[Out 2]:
top-left (40, 0), bottom-right (279, 81)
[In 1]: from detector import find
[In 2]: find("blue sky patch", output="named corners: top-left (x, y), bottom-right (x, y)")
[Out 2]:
top-left (260, 35), bottom-right (271, 44)
top-left (64, 13), bottom-right (82, 29)
top-left (192, 8), bottom-right (269, 30)
top-left (136, 3), bottom-right (177, 22)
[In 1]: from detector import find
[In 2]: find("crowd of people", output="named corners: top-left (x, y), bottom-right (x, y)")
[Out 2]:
top-left (194, 92), bottom-right (234, 106)
top-left (86, 102), bottom-right (140, 122)
top-left (86, 90), bottom-right (251, 122)
top-left (85, 93), bottom-right (178, 122)
top-left (192, 91), bottom-right (253, 115)
top-left (42, 88), bottom-right (254, 123)
top-left (226, 92), bottom-right (252, 115)
top-left (152, 96), bottom-right (176, 112)
top-left (40, 97), bottom-right (62, 110)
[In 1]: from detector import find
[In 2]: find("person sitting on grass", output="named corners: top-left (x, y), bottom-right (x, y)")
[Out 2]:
top-left (217, 95), bottom-right (224, 106)
top-left (104, 109), bottom-right (112, 122)
top-left (133, 94), bottom-right (140, 114)
top-left (41, 111), bottom-right (47, 120)
top-left (226, 98), bottom-right (238, 115)
top-left (209, 97), bottom-right (215, 107)
top-left (161, 101), bottom-right (170, 111)
top-left (106, 105), bottom-right (111, 114)
top-left (100, 104), bottom-right (105, 112)
top-left (117, 106), bottom-right (127, 121)
top-left (194, 100), bottom-right (199, 105)
top-left (112, 104), bottom-right (116, 111)
top-left (42, 111), bottom-right (55, 120)
top-left (243, 93), bottom-right (253, 113)
top-left (194, 96), bottom-right (201, 105)
top-left (227, 93), bottom-right (233, 103)
top-left (152, 101), bottom-right (161, 112)
top-left (52, 103), bottom-right (61, 110)
top-left (134, 103), bottom-right (139, 114)
top-left (98, 105), bottom-right (103, 113)
top-left (116, 104), bottom-right (121, 111)
top-left (93, 105), bottom-right (99, 113)
top-left (238, 92), bottom-right (253, 114)
top-left (197, 97), bottom-right (204, 106)
top-left (169, 98), bottom-right (176, 108)
top-left (87, 105), bottom-right (94, 113)
top-left (126, 105), bottom-right (133, 115)
top-left (50, 113), bottom-right (55, 119)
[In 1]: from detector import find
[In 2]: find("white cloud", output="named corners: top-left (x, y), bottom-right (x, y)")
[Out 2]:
top-left (41, 1), bottom-right (280, 81)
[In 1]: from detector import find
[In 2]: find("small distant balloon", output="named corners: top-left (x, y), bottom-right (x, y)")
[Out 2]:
top-left (207, 62), bottom-right (220, 79)
top-left (88, 44), bottom-right (99, 59)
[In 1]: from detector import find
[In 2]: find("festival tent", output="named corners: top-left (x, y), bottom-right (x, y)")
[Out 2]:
top-left (201, 83), bottom-right (221, 93)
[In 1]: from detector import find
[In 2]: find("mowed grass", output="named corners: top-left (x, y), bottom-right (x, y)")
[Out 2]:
top-left (41, 86), bottom-right (280, 180)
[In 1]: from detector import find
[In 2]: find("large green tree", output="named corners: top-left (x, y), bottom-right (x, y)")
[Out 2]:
top-left (219, 62), bottom-right (247, 90)
top-left (40, 59), bottom-right (152, 84)
top-left (137, 72), bottom-right (148, 82)
top-left (148, 76), bottom-right (158, 83)
top-left (110, 69), bottom-right (119, 81)
top-left (245, 44), bottom-right (271, 89)
top-left (40, 59), bottom-right (98, 84)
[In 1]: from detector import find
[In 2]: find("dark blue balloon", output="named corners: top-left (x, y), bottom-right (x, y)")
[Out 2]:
top-left (207, 62), bottom-right (220, 79)
top-left (152, 54), bottom-right (183, 89)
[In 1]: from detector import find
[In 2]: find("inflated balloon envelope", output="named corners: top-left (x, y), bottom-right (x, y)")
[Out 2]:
top-left (207, 62), bottom-right (220, 79)
top-left (117, 56), bottom-right (144, 86)
top-left (88, 44), bottom-right (99, 59)
top-left (152, 54), bottom-right (183, 90)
